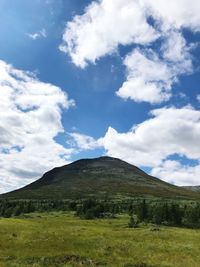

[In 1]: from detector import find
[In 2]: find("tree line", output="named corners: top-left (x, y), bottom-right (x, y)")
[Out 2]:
top-left (0, 198), bottom-right (200, 228)
top-left (0, 200), bottom-right (69, 217)
top-left (74, 199), bottom-right (200, 228)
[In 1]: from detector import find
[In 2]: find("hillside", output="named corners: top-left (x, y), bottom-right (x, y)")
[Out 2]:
top-left (183, 186), bottom-right (200, 192)
top-left (1, 156), bottom-right (199, 200)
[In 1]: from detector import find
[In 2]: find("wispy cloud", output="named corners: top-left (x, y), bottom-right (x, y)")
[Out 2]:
top-left (27, 28), bottom-right (47, 40)
top-left (68, 132), bottom-right (102, 150)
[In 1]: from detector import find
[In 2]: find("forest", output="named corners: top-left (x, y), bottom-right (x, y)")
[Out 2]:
top-left (0, 198), bottom-right (200, 229)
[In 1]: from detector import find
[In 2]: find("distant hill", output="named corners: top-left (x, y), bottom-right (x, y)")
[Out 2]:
top-left (182, 186), bottom-right (200, 192)
top-left (1, 156), bottom-right (199, 200)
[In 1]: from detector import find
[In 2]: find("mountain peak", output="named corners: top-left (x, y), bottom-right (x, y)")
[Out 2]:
top-left (1, 157), bottom-right (199, 200)
top-left (72, 156), bottom-right (123, 164)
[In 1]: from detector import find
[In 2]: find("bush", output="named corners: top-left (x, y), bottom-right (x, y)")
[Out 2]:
top-left (128, 215), bottom-right (139, 228)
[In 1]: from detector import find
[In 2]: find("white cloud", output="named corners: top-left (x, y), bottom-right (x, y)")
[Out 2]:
top-left (102, 106), bottom-right (200, 165)
top-left (70, 106), bottom-right (200, 185)
top-left (144, 0), bottom-right (200, 31)
top-left (69, 132), bottom-right (101, 150)
top-left (151, 160), bottom-right (200, 186)
top-left (60, 0), bottom-right (199, 103)
top-left (60, 0), bottom-right (200, 67)
top-left (59, 0), bottom-right (158, 68)
top-left (116, 48), bottom-right (173, 103)
top-left (161, 31), bottom-right (191, 64)
top-left (0, 60), bottom-right (75, 193)
top-left (27, 28), bottom-right (47, 40)
top-left (197, 95), bottom-right (200, 102)
top-left (117, 41), bottom-right (193, 103)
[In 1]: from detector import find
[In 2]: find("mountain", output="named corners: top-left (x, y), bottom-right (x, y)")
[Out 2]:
top-left (182, 186), bottom-right (200, 192)
top-left (1, 156), bottom-right (199, 200)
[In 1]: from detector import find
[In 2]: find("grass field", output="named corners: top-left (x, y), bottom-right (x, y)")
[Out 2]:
top-left (0, 212), bottom-right (200, 267)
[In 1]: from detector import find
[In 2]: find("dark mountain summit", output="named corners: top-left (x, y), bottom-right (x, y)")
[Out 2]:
top-left (1, 156), bottom-right (199, 200)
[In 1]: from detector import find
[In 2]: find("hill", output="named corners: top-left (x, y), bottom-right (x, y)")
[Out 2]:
top-left (1, 156), bottom-right (199, 200)
top-left (182, 186), bottom-right (200, 192)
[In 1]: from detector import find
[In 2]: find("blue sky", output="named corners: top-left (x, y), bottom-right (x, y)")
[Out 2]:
top-left (1, 0), bottom-right (200, 193)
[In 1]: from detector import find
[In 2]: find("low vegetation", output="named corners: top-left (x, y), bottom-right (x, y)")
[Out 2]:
top-left (1, 158), bottom-right (199, 266)
top-left (0, 212), bottom-right (200, 267)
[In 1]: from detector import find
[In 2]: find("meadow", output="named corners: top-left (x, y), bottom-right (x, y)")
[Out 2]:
top-left (0, 212), bottom-right (200, 267)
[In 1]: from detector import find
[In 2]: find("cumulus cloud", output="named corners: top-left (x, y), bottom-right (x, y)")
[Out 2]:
top-left (70, 106), bottom-right (200, 185)
top-left (117, 38), bottom-right (193, 103)
top-left (69, 132), bottom-right (102, 150)
top-left (0, 60), bottom-right (75, 193)
top-left (151, 160), bottom-right (200, 186)
top-left (59, 0), bottom-right (158, 68)
top-left (143, 0), bottom-right (200, 31)
top-left (102, 106), bottom-right (200, 165)
top-left (60, 0), bottom-right (199, 103)
top-left (60, 0), bottom-right (200, 67)
top-left (161, 31), bottom-right (191, 64)
top-left (116, 48), bottom-right (173, 103)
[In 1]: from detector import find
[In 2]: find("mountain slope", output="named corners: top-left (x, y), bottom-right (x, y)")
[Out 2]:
top-left (1, 156), bottom-right (199, 200)
top-left (182, 186), bottom-right (200, 192)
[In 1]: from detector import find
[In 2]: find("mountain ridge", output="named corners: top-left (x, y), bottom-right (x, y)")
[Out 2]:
top-left (1, 156), bottom-right (199, 200)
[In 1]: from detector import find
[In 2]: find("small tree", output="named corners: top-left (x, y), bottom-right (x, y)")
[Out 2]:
top-left (137, 199), bottom-right (148, 222)
top-left (128, 214), bottom-right (139, 228)
top-left (13, 205), bottom-right (22, 217)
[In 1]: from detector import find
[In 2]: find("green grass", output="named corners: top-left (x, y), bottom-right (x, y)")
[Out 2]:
top-left (0, 212), bottom-right (200, 267)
